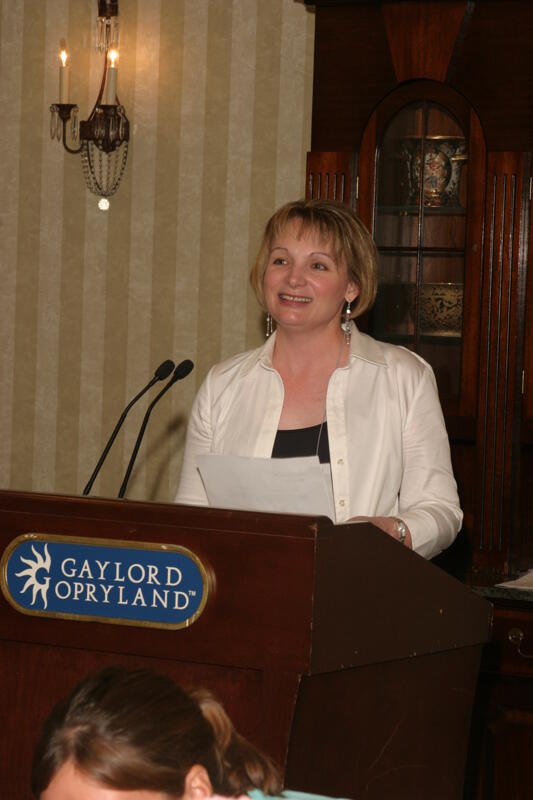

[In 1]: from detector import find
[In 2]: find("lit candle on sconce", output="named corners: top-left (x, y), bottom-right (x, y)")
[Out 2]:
top-left (105, 49), bottom-right (119, 104)
top-left (59, 49), bottom-right (70, 103)
top-left (50, 3), bottom-right (130, 205)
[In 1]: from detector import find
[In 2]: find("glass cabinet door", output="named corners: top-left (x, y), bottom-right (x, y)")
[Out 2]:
top-left (372, 102), bottom-right (468, 401)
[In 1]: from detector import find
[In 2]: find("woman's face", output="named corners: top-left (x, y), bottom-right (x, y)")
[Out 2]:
top-left (263, 221), bottom-right (359, 336)
top-left (41, 760), bottom-right (167, 800)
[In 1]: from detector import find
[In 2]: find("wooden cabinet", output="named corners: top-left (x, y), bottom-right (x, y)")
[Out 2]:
top-left (304, 0), bottom-right (532, 585)
top-left (356, 83), bottom-right (485, 429)
top-left (465, 595), bottom-right (533, 799)
top-left (304, 1), bottom-right (533, 796)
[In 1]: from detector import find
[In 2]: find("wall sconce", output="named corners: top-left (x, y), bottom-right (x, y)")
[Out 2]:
top-left (49, 0), bottom-right (129, 210)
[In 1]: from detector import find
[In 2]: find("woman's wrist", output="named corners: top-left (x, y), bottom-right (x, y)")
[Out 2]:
top-left (350, 515), bottom-right (412, 549)
top-left (393, 517), bottom-right (408, 544)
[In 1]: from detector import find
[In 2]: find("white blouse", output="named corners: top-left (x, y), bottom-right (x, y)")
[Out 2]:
top-left (176, 324), bottom-right (462, 560)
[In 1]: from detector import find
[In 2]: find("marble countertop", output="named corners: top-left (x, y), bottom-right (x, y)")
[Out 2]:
top-left (473, 584), bottom-right (533, 604)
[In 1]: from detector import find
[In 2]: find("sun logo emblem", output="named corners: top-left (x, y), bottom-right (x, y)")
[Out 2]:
top-left (15, 544), bottom-right (52, 610)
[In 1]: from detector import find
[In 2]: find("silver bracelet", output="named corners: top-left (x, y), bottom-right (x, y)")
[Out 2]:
top-left (394, 518), bottom-right (407, 544)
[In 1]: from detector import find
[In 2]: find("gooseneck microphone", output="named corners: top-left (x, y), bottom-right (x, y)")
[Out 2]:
top-left (82, 359), bottom-right (175, 496)
top-left (118, 359), bottom-right (194, 499)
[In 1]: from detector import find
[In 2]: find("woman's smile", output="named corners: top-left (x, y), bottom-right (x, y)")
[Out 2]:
top-left (278, 293), bottom-right (312, 303)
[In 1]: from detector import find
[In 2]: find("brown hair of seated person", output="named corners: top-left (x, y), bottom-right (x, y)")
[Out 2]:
top-left (31, 666), bottom-right (281, 798)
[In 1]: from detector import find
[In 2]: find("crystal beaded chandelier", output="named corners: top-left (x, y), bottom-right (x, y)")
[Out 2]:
top-left (49, 0), bottom-right (130, 209)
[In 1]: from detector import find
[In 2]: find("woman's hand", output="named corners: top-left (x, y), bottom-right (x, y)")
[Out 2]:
top-left (350, 516), bottom-right (413, 549)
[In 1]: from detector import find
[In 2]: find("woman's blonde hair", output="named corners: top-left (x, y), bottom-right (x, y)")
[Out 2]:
top-left (31, 667), bottom-right (281, 798)
top-left (250, 199), bottom-right (378, 318)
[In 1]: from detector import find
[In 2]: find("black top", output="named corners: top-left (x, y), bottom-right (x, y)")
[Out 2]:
top-left (272, 422), bottom-right (331, 464)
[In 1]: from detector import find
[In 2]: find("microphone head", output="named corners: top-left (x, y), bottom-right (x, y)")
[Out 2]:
top-left (154, 359), bottom-right (175, 380)
top-left (174, 359), bottom-right (194, 380)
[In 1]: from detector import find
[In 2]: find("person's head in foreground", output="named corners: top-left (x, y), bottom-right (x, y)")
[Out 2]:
top-left (32, 666), bottom-right (281, 800)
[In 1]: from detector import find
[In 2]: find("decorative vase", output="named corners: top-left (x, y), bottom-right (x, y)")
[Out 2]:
top-left (400, 136), bottom-right (468, 208)
top-left (418, 282), bottom-right (464, 334)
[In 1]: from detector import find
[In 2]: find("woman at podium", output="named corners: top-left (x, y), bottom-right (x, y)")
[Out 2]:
top-left (176, 200), bottom-right (462, 561)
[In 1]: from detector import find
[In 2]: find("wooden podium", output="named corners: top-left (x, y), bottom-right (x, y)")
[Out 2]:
top-left (0, 490), bottom-right (491, 800)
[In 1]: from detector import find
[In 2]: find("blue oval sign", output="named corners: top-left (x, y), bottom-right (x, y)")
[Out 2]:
top-left (1, 535), bottom-right (210, 629)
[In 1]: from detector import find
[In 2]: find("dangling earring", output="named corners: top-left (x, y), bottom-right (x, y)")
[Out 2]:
top-left (341, 300), bottom-right (352, 344)
top-left (266, 313), bottom-right (273, 338)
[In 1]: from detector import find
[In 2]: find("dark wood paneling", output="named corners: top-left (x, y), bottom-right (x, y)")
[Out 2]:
top-left (310, 1), bottom-right (533, 152)
top-left (474, 153), bottom-right (526, 580)
top-left (355, 111), bottom-right (376, 225)
top-left (286, 647), bottom-right (482, 800)
top-left (516, 446), bottom-right (533, 569)
top-left (306, 151), bottom-right (357, 205)
top-left (523, 169), bottom-right (533, 429)
top-left (465, 599), bottom-right (533, 799)
top-left (382, 1), bottom-right (467, 82)
top-left (467, 672), bottom-right (533, 800)
top-left (311, 521), bottom-right (491, 673)
top-left (450, 1), bottom-right (533, 151)
top-left (487, 606), bottom-right (533, 678)
top-left (516, 163), bottom-right (533, 570)
top-left (459, 109), bottom-right (485, 421)
top-left (311, 5), bottom-right (396, 151)
top-left (3, 640), bottom-right (300, 800)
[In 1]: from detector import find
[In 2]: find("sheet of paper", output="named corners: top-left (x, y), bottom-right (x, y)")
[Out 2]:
top-left (197, 454), bottom-right (335, 521)
top-left (495, 569), bottom-right (533, 591)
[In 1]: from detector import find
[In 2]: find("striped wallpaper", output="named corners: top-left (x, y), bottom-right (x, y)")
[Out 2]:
top-left (0, 0), bottom-right (315, 503)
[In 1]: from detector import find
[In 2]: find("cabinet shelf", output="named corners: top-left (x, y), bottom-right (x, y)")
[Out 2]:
top-left (378, 246), bottom-right (465, 255)
top-left (379, 280), bottom-right (464, 289)
top-left (375, 331), bottom-right (462, 344)
top-left (420, 332), bottom-right (462, 341)
top-left (377, 205), bottom-right (466, 216)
